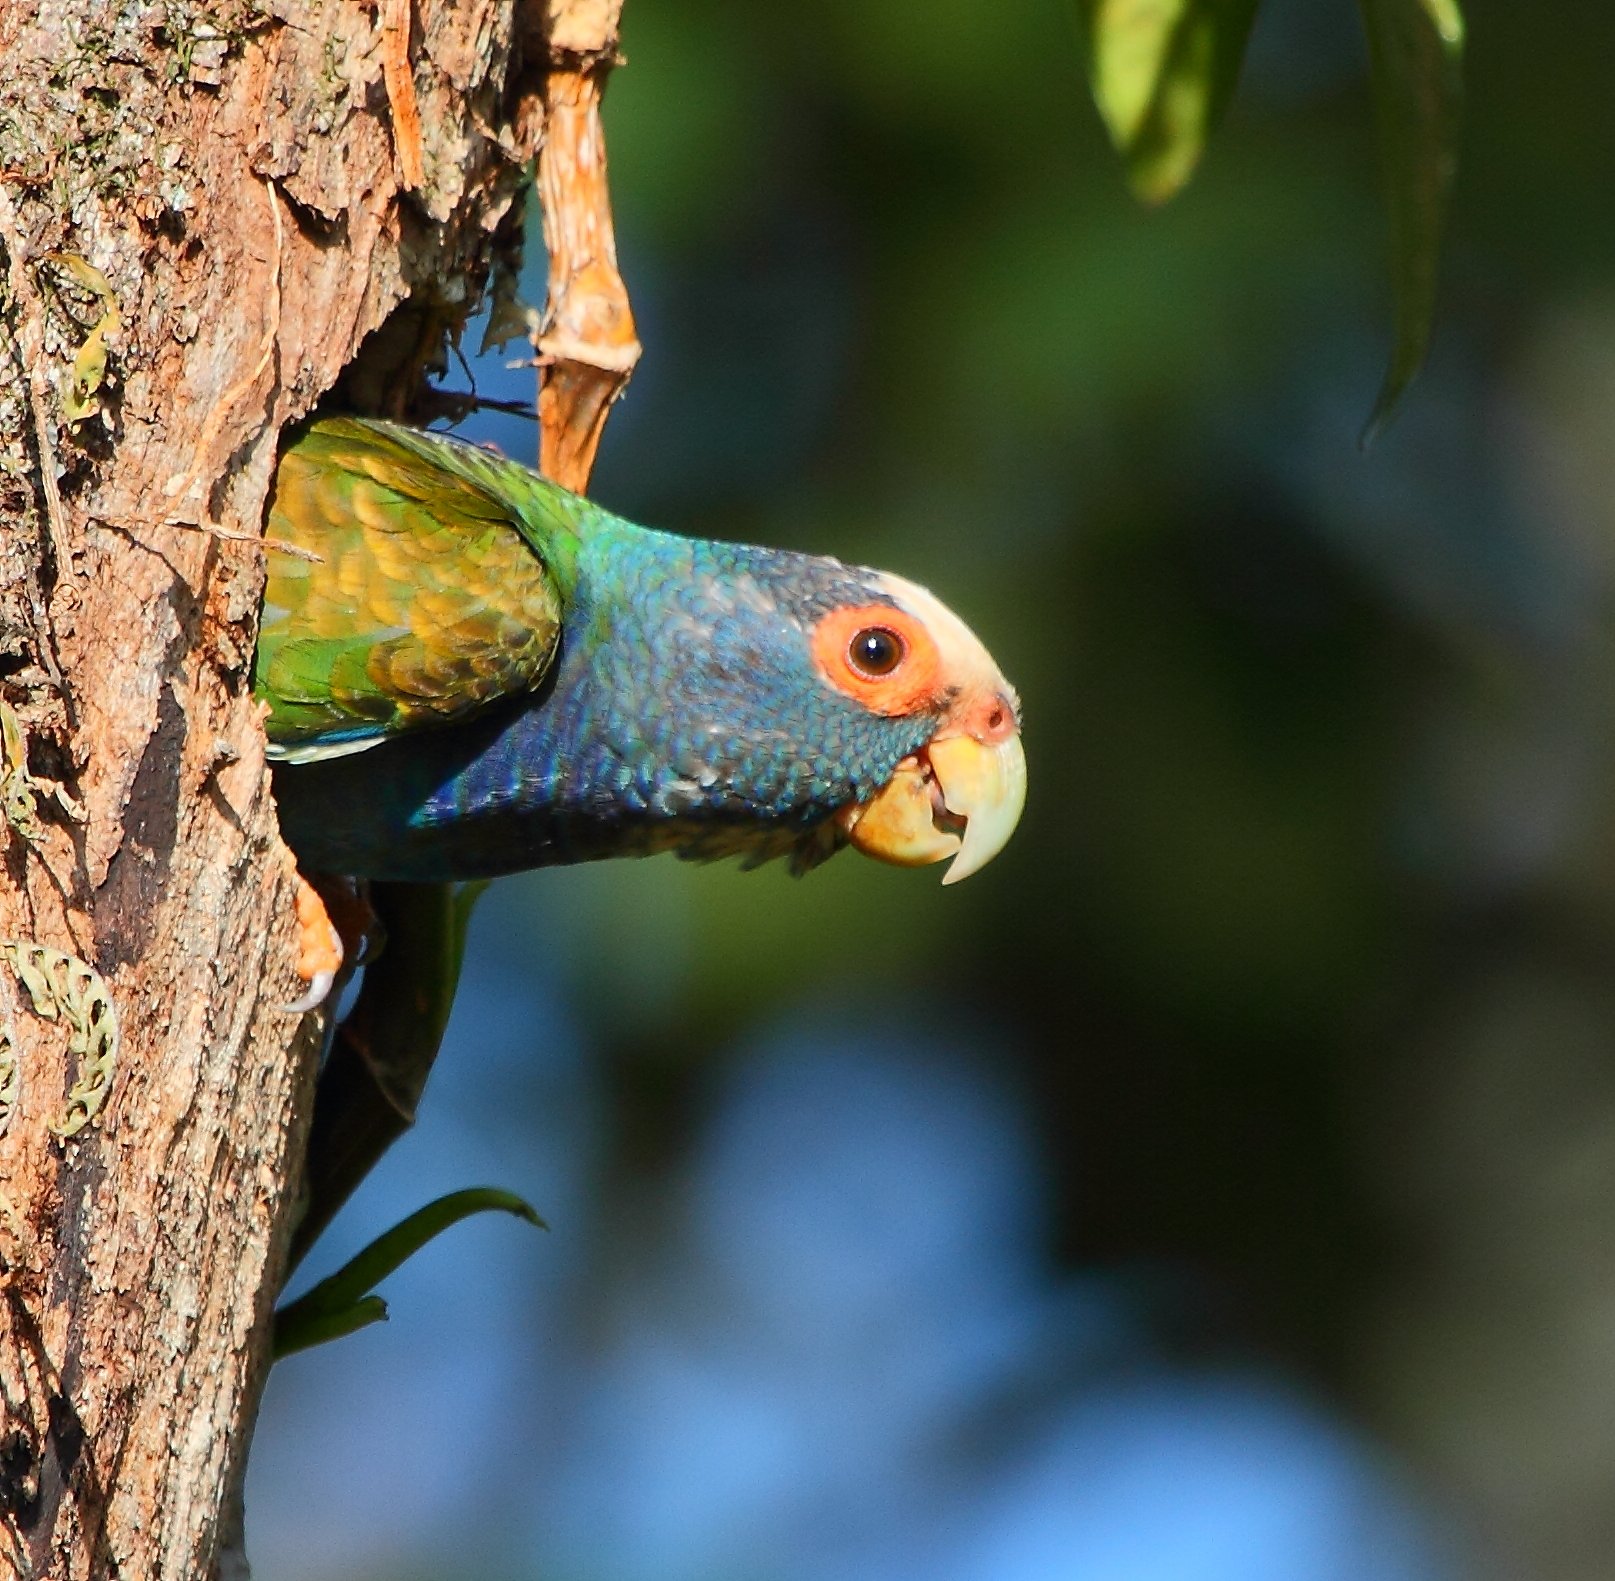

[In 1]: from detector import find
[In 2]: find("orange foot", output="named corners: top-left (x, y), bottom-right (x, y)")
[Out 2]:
top-left (285, 874), bottom-right (345, 1013)
top-left (286, 872), bottom-right (382, 1013)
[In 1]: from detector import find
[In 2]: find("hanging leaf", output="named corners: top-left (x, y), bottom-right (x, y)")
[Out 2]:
top-left (1357, 0), bottom-right (1465, 441)
top-left (272, 1186), bottom-right (546, 1359)
top-left (1075, 0), bottom-right (1261, 204)
top-left (271, 1296), bottom-right (389, 1359)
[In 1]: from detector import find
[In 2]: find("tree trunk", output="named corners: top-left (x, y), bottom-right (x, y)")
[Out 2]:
top-left (0, 1), bottom-right (583, 1572)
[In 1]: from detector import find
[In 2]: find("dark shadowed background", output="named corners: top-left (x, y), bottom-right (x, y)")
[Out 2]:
top-left (249, 2), bottom-right (1615, 1576)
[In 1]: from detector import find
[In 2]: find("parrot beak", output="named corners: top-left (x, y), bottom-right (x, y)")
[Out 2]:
top-left (838, 712), bottom-right (1026, 884)
top-left (930, 729), bottom-right (1028, 884)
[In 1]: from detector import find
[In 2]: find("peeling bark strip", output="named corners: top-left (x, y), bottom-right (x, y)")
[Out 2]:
top-left (536, 0), bottom-right (640, 493)
top-left (381, 0), bottom-right (427, 193)
top-left (0, 0), bottom-right (554, 1574)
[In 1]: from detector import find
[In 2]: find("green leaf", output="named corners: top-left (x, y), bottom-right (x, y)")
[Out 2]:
top-left (272, 1186), bottom-right (546, 1359)
top-left (1076, 0), bottom-right (1260, 204)
top-left (1358, 0), bottom-right (1465, 441)
top-left (272, 1295), bottom-right (389, 1360)
top-left (449, 879), bottom-right (491, 965)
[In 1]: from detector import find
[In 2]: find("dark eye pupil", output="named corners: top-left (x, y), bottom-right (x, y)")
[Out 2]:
top-left (850, 627), bottom-right (903, 676)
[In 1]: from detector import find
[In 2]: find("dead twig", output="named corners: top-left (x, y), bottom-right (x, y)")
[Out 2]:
top-left (534, 0), bottom-right (639, 493)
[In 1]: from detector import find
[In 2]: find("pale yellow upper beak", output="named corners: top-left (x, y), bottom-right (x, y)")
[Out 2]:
top-left (931, 729), bottom-right (1028, 883)
top-left (837, 727), bottom-right (1027, 883)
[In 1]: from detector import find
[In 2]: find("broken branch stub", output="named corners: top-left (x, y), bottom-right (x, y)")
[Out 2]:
top-left (535, 0), bottom-right (640, 494)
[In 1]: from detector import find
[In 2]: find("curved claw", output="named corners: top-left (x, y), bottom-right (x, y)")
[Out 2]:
top-left (283, 874), bottom-right (345, 1014)
top-left (282, 969), bottom-right (338, 1016)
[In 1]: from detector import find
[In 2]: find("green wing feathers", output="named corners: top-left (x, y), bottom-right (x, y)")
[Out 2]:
top-left (258, 418), bottom-right (581, 761)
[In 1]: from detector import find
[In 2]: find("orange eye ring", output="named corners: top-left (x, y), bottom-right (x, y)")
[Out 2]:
top-left (812, 603), bottom-right (942, 715)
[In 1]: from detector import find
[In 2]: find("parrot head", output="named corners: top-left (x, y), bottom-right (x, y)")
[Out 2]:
top-left (811, 572), bottom-right (1025, 884)
top-left (506, 519), bottom-right (1028, 885)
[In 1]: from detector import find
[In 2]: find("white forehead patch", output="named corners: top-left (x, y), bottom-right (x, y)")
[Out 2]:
top-left (876, 571), bottom-right (1020, 715)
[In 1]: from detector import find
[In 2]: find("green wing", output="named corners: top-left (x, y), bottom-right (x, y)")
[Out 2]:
top-left (258, 418), bottom-right (586, 762)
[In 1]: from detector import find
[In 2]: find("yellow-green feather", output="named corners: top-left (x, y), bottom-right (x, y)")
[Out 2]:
top-left (259, 419), bottom-right (569, 759)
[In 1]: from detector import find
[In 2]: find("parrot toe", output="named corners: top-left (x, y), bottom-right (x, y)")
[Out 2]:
top-left (284, 873), bottom-right (345, 1013)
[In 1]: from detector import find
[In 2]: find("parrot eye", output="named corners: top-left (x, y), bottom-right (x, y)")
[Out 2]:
top-left (811, 603), bottom-right (937, 713)
top-left (848, 626), bottom-right (906, 678)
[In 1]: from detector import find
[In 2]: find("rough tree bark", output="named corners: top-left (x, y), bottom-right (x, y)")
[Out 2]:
top-left (0, 1), bottom-right (629, 1575)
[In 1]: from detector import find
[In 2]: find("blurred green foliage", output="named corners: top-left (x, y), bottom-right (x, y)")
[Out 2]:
top-left (1355, 0), bottom-right (1464, 431)
top-left (1075, 0), bottom-right (1262, 203)
top-left (1074, 0), bottom-right (1462, 428)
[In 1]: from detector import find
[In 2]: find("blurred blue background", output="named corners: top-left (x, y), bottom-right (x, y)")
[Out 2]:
top-left (251, 2), bottom-right (1615, 1576)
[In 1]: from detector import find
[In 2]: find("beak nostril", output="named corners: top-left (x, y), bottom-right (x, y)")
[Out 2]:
top-left (973, 692), bottom-right (1016, 745)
